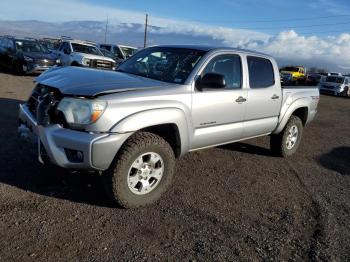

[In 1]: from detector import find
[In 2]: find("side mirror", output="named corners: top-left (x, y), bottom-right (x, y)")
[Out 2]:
top-left (196, 73), bottom-right (226, 91)
top-left (64, 49), bottom-right (71, 55)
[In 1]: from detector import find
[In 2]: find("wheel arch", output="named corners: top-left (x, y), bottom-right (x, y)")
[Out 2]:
top-left (273, 98), bottom-right (310, 134)
top-left (71, 61), bottom-right (80, 66)
top-left (110, 108), bottom-right (190, 157)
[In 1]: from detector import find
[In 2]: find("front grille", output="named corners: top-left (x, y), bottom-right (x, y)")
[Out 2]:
top-left (36, 59), bottom-right (56, 67)
top-left (27, 84), bottom-right (64, 126)
top-left (322, 85), bottom-right (334, 89)
top-left (89, 59), bottom-right (114, 70)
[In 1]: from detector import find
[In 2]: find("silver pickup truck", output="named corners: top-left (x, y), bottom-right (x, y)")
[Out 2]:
top-left (18, 45), bottom-right (319, 208)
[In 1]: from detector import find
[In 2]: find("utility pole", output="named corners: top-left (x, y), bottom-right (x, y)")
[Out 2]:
top-left (104, 16), bottom-right (109, 44)
top-left (144, 14), bottom-right (148, 48)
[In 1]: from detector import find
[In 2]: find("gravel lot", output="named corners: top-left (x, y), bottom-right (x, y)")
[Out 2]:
top-left (0, 71), bottom-right (349, 261)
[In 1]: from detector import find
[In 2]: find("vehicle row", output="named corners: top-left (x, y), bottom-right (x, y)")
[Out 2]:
top-left (0, 35), bottom-right (138, 75)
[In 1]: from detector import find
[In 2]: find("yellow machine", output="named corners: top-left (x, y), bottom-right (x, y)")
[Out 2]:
top-left (280, 66), bottom-right (306, 83)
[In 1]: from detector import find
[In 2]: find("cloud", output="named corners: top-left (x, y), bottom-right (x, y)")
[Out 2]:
top-left (1, 0), bottom-right (350, 71)
top-left (247, 30), bottom-right (350, 68)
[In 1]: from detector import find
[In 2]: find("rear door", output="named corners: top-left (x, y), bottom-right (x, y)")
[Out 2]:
top-left (191, 53), bottom-right (247, 149)
top-left (243, 56), bottom-right (282, 138)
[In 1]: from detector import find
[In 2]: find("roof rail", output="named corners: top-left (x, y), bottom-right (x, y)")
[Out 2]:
top-left (41, 37), bottom-right (61, 41)
top-left (60, 35), bottom-right (73, 40)
top-left (24, 37), bottom-right (38, 41)
top-left (83, 40), bottom-right (97, 45)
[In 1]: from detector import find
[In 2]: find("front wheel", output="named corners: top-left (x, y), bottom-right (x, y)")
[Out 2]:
top-left (103, 132), bottom-right (175, 208)
top-left (270, 116), bottom-right (303, 157)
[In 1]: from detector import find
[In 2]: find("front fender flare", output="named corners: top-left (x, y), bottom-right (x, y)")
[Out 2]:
top-left (110, 108), bottom-right (190, 155)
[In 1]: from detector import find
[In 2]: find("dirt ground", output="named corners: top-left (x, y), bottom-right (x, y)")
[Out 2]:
top-left (0, 71), bottom-right (349, 261)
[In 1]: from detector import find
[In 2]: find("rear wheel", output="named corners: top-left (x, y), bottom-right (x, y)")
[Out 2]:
top-left (103, 132), bottom-right (175, 208)
top-left (270, 116), bottom-right (303, 157)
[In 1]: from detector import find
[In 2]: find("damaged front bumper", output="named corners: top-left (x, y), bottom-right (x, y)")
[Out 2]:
top-left (18, 103), bottom-right (130, 171)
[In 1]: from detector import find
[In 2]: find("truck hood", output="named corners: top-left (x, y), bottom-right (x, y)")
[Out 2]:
top-left (73, 52), bottom-right (116, 63)
top-left (24, 52), bottom-right (57, 61)
top-left (36, 66), bottom-right (171, 96)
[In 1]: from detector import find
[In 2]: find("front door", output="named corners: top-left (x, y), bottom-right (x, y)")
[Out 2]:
top-left (191, 54), bottom-right (247, 149)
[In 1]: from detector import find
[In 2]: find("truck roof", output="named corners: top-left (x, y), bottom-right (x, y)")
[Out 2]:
top-left (154, 45), bottom-right (272, 57)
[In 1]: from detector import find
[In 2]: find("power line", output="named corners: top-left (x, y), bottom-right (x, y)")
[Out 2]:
top-left (222, 21), bottom-right (350, 31)
top-left (295, 29), bottom-right (350, 36)
top-left (189, 14), bottom-right (350, 24)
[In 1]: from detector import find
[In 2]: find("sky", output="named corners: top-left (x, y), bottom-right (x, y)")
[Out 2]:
top-left (1, 0), bottom-right (350, 71)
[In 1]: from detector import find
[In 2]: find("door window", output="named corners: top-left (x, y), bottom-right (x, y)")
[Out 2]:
top-left (202, 54), bottom-right (242, 89)
top-left (247, 56), bottom-right (275, 88)
top-left (100, 45), bottom-right (111, 51)
top-left (113, 46), bottom-right (124, 59)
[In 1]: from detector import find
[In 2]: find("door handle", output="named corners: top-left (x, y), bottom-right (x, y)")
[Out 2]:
top-left (235, 96), bottom-right (247, 103)
top-left (271, 94), bottom-right (280, 100)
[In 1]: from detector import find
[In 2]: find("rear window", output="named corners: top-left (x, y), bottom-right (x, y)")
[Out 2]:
top-left (247, 56), bottom-right (275, 88)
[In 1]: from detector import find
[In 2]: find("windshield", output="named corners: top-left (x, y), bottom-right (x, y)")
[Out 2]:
top-left (120, 46), bottom-right (137, 57)
top-left (72, 43), bottom-right (103, 56)
top-left (117, 47), bottom-right (206, 84)
top-left (325, 76), bottom-right (345, 83)
top-left (100, 48), bottom-right (116, 60)
top-left (15, 40), bottom-right (46, 53)
top-left (40, 41), bottom-right (59, 50)
top-left (282, 67), bottom-right (300, 72)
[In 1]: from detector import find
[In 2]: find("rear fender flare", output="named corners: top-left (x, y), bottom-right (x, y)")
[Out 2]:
top-left (273, 98), bottom-right (310, 134)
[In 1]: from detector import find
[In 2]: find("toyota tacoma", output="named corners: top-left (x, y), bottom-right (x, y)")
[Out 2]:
top-left (18, 46), bottom-right (319, 208)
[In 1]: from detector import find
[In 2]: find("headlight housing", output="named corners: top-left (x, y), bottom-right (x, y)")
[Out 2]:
top-left (57, 98), bottom-right (107, 128)
top-left (82, 57), bottom-right (90, 66)
top-left (24, 55), bottom-right (34, 62)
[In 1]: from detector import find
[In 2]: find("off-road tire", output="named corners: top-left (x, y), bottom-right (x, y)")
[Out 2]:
top-left (103, 132), bottom-right (175, 208)
top-left (270, 116), bottom-right (303, 157)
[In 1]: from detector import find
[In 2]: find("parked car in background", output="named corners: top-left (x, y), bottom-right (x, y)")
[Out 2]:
top-left (99, 48), bottom-right (119, 63)
top-left (306, 73), bottom-right (322, 86)
top-left (280, 72), bottom-right (293, 85)
top-left (319, 75), bottom-right (350, 97)
top-left (0, 36), bottom-right (58, 74)
top-left (18, 45), bottom-right (319, 208)
top-left (330, 72), bottom-right (342, 76)
top-left (57, 39), bottom-right (116, 70)
top-left (38, 37), bottom-right (62, 53)
top-left (280, 66), bottom-right (306, 85)
top-left (99, 44), bottom-right (138, 61)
